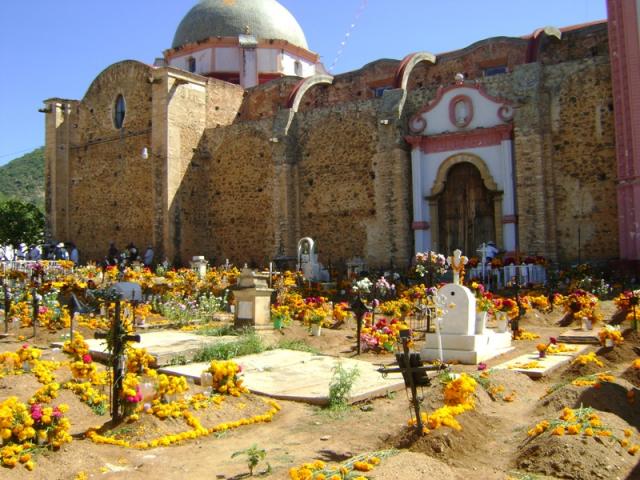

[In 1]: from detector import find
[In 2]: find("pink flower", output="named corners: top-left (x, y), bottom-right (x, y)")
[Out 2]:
top-left (549, 337), bottom-right (557, 345)
top-left (30, 404), bottom-right (43, 421)
top-left (477, 362), bottom-right (488, 371)
top-left (82, 354), bottom-right (93, 364)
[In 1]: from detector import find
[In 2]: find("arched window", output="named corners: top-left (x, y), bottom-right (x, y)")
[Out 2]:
top-left (294, 60), bottom-right (302, 76)
top-left (188, 57), bottom-right (196, 73)
top-left (114, 94), bottom-right (126, 129)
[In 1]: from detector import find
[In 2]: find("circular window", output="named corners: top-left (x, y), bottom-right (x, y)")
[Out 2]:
top-left (114, 94), bottom-right (126, 129)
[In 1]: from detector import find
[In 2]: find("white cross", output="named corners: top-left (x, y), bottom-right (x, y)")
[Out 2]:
top-left (477, 243), bottom-right (488, 283)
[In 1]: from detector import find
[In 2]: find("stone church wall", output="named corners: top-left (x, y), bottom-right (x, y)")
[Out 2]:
top-left (66, 61), bottom-right (154, 261)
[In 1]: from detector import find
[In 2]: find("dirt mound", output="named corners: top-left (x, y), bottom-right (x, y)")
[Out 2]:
top-left (515, 411), bottom-right (637, 480)
top-left (622, 365), bottom-right (640, 387)
top-left (369, 451), bottom-right (457, 479)
top-left (390, 409), bottom-right (506, 471)
top-left (536, 381), bottom-right (640, 429)
top-left (597, 336), bottom-right (638, 366)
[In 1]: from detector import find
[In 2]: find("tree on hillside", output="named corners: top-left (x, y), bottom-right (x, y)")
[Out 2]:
top-left (0, 199), bottom-right (44, 247)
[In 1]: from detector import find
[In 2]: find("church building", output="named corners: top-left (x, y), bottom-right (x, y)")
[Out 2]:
top-left (43, 0), bottom-right (640, 268)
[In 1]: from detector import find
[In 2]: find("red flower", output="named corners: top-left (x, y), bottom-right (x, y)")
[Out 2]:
top-left (82, 354), bottom-right (93, 364)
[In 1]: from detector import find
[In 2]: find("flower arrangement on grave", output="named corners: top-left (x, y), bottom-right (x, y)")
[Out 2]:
top-left (270, 304), bottom-right (292, 329)
top-left (360, 317), bottom-right (410, 353)
top-left (288, 451), bottom-right (398, 480)
top-left (598, 325), bottom-right (624, 346)
top-left (378, 298), bottom-right (413, 320)
top-left (9, 301), bottom-right (31, 328)
top-left (374, 275), bottom-right (396, 300)
top-left (332, 301), bottom-right (350, 324)
top-left (302, 296), bottom-right (331, 327)
top-left (492, 297), bottom-right (519, 320)
top-left (408, 373), bottom-right (477, 433)
top-left (155, 374), bottom-right (188, 402)
top-left (121, 373), bottom-right (142, 415)
top-left (63, 332), bottom-right (90, 359)
top-left (470, 282), bottom-right (494, 314)
top-left (206, 360), bottom-right (248, 397)
top-left (70, 356), bottom-right (97, 381)
top-left (572, 351), bottom-right (605, 368)
top-left (17, 344), bottom-right (41, 366)
top-left (30, 403), bottom-right (72, 447)
top-left (527, 407), bottom-right (640, 454)
top-left (555, 290), bottom-right (603, 325)
top-left (126, 348), bottom-right (155, 374)
top-left (536, 343), bottom-right (549, 358)
top-left (519, 294), bottom-right (551, 313)
top-left (414, 251), bottom-right (448, 280)
top-left (490, 257), bottom-right (503, 268)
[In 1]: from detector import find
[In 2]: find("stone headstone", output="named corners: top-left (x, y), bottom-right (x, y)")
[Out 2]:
top-left (438, 283), bottom-right (475, 336)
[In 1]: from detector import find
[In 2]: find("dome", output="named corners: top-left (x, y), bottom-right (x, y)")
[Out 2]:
top-left (172, 0), bottom-right (309, 50)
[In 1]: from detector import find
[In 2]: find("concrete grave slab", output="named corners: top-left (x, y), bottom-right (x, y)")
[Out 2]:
top-left (558, 329), bottom-right (600, 344)
top-left (52, 331), bottom-right (237, 366)
top-left (159, 349), bottom-right (405, 405)
top-left (493, 344), bottom-right (590, 378)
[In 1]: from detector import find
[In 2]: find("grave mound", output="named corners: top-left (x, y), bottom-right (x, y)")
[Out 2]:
top-left (536, 381), bottom-right (639, 428)
top-left (515, 411), bottom-right (637, 480)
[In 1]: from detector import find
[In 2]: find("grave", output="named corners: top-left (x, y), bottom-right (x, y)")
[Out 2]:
top-left (52, 330), bottom-right (237, 366)
top-left (233, 267), bottom-right (274, 330)
top-left (493, 344), bottom-right (590, 378)
top-left (160, 349), bottom-right (405, 405)
top-left (420, 283), bottom-right (513, 364)
top-left (557, 329), bottom-right (600, 344)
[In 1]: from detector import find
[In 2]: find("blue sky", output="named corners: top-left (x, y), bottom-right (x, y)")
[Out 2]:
top-left (0, 0), bottom-right (607, 165)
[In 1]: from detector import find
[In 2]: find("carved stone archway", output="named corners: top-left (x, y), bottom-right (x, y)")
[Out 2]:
top-left (427, 153), bottom-right (504, 253)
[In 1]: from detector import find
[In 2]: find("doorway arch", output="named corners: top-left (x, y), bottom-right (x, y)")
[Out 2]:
top-left (428, 153), bottom-right (504, 254)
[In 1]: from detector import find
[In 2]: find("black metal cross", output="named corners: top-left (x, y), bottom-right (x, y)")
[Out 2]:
top-left (3, 282), bottom-right (10, 334)
top-left (350, 296), bottom-right (371, 355)
top-left (378, 329), bottom-right (446, 433)
top-left (95, 299), bottom-right (141, 424)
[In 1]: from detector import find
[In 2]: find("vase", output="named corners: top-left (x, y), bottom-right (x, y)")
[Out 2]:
top-left (310, 324), bottom-right (322, 336)
top-left (475, 311), bottom-right (487, 335)
top-left (495, 312), bottom-right (508, 333)
top-left (581, 317), bottom-right (592, 331)
top-left (273, 317), bottom-right (283, 330)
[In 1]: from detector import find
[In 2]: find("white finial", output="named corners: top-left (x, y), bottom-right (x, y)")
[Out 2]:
top-left (455, 73), bottom-right (465, 84)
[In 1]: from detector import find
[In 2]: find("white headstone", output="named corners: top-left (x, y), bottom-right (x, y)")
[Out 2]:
top-left (438, 283), bottom-right (476, 336)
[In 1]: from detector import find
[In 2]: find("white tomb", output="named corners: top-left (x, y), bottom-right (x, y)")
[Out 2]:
top-left (421, 283), bottom-right (513, 364)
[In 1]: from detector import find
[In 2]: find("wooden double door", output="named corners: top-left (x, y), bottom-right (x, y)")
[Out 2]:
top-left (437, 162), bottom-right (496, 255)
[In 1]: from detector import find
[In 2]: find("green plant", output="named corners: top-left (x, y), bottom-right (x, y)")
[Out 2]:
top-left (328, 363), bottom-right (359, 411)
top-left (231, 444), bottom-right (269, 476)
top-left (271, 339), bottom-right (319, 354)
top-left (192, 332), bottom-right (265, 362)
top-left (195, 324), bottom-right (238, 337)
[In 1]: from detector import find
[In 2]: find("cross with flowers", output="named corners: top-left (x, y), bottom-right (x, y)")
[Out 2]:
top-left (95, 296), bottom-right (140, 424)
top-left (378, 329), bottom-right (446, 433)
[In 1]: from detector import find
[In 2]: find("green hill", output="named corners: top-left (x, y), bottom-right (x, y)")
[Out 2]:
top-left (0, 147), bottom-right (45, 210)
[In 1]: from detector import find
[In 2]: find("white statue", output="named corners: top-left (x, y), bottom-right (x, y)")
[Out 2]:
top-left (447, 249), bottom-right (468, 285)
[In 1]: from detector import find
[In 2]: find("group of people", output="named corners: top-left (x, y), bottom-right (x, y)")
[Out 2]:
top-left (0, 242), bottom-right (79, 263)
top-left (105, 242), bottom-right (154, 268)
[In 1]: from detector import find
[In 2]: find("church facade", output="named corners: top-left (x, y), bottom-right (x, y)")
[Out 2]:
top-left (43, 0), bottom-right (640, 268)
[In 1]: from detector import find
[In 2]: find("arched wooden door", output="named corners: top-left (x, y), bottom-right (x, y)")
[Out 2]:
top-left (437, 162), bottom-right (495, 254)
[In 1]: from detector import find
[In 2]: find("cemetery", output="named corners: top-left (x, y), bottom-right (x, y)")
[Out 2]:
top-left (1, 0), bottom-right (639, 478)
top-left (0, 249), bottom-right (638, 480)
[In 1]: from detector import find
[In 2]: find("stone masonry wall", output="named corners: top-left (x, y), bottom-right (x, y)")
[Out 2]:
top-left (67, 61), bottom-right (154, 262)
top-left (180, 120), bottom-right (276, 266)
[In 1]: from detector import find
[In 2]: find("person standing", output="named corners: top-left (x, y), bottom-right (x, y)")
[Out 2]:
top-left (54, 242), bottom-right (69, 260)
top-left (107, 243), bottom-right (119, 266)
top-left (69, 243), bottom-right (80, 265)
top-left (143, 245), bottom-right (154, 267)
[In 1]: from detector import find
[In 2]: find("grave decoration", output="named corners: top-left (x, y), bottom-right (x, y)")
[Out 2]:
top-left (422, 283), bottom-right (513, 364)
top-left (378, 329), bottom-right (445, 433)
top-left (94, 289), bottom-right (141, 424)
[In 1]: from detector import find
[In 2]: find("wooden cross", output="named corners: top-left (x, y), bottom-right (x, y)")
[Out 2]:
top-left (350, 296), bottom-right (371, 355)
top-left (3, 282), bottom-right (10, 334)
top-left (377, 330), bottom-right (445, 433)
top-left (95, 299), bottom-right (141, 424)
